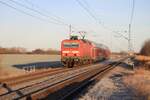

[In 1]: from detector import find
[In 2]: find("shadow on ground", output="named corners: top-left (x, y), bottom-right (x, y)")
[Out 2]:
top-left (109, 62), bottom-right (147, 100)
top-left (44, 77), bottom-right (96, 100)
top-left (119, 61), bottom-right (135, 70)
top-left (13, 61), bottom-right (63, 69)
top-left (12, 59), bottom-right (109, 70)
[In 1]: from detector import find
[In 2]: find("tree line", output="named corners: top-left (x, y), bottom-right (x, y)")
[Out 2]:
top-left (0, 47), bottom-right (60, 55)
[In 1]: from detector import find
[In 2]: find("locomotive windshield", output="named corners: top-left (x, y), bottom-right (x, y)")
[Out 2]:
top-left (63, 42), bottom-right (79, 48)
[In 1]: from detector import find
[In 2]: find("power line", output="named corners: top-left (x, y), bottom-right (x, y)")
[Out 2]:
top-left (82, 0), bottom-right (90, 8)
top-left (23, 0), bottom-right (99, 35)
top-left (0, 0), bottom-right (85, 40)
top-left (75, 0), bottom-right (98, 22)
top-left (23, 0), bottom-right (85, 33)
top-left (24, 0), bottom-right (34, 7)
top-left (9, 0), bottom-right (68, 26)
top-left (75, 0), bottom-right (134, 52)
top-left (75, 0), bottom-right (110, 37)
top-left (23, 0), bottom-right (67, 25)
top-left (8, 0), bottom-right (86, 33)
top-left (82, 0), bottom-right (99, 20)
top-left (0, 1), bottom-right (62, 25)
top-left (75, 0), bottom-right (124, 35)
top-left (22, 0), bottom-right (99, 37)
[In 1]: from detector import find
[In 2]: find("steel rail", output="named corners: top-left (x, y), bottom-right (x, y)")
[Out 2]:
top-left (0, 68), bottom-right (72, 95)
top-left (0, 68), bottom-right (63, 84)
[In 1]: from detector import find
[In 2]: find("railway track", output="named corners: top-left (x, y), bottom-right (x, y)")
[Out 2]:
top-left (59, 60), bottom-right (123, 100)
top-left (0, 68), bottom-right (72, 94)
top-left (0, 64), bottom-right (97, 91)
top-left (0, 57), bottom-right (128, 100)
top-left (0, 68), bottom-right (64, 85)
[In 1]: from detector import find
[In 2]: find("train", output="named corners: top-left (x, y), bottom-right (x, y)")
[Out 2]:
top-left (61, 36), bottom-right (111, 67)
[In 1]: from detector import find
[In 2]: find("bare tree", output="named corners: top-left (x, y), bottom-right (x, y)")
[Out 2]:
top-left (32, 49), bottom-right (45, 54)
top-left (140, 39), bottom-right (150, 56)
top-left (0, 47), bottom-right (27, 54)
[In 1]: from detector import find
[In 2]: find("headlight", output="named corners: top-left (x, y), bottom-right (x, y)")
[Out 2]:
top-left (72, 51), bottom-right (79, 53)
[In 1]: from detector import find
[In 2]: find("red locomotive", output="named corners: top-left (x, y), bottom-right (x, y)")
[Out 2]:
top-left (61, 36), bottom-right (111, 67)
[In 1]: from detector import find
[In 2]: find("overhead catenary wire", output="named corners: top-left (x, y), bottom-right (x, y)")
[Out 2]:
top-left (74, 0), bottom-right (110, 38)
top-left (24, 0), bottom-right (100, 35)
top-left (8, 0), bottom-right (102, 37)
top-left (10, 0), bottom-right (94, 34)
top-left (82, 0), bottom-right (91, 8)
top-left (75, 0), bottom-right (98, 22)
top-left (0, 0), bottom-right (83, 33)
top-left (24, 0), bottom-right (34, 7)
top-left (0, 1), bottom-right (63, 25)
top-left (75, 0), bottom-right (126, 36)
top-left (82, 0), bottom-right (101, 22)
top-left (75, 0), bottom-right (134, 52)
top-left (9, 0), bottom-right (69, 26)
top-left (23, 0), bottom-right (65, 22)
top-left (0, 0), bottom-right (91, 38)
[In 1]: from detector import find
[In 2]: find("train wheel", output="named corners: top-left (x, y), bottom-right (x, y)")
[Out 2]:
top-left (67, 61), bottom-right (74, 68)
top-left (67, 62), bottom-right (71, 68)
top-left (89, 60), bottom-right (92, 64)
top-left (71, 61), bottom-right (74, 68)
top-left (88, 59), bottom-right (91, 64)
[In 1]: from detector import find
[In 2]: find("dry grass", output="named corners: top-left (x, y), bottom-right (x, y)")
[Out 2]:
top-left (124, 68), bottom-right (150, 97)
top-left (0, 54), bottom-right (3, 71)
top-left (0, 55), bottom-right (25, 79)
top-left (0, 54), bottom-right (60, 79)
top-left (0, 66), bottom-right (26, 79)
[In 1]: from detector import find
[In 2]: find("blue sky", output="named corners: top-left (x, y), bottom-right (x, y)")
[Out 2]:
top-left (0, 0), bottom-right (150, 52)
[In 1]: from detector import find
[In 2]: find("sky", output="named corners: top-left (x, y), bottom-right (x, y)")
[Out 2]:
top-left (0, 0), bottom-right (150, 52)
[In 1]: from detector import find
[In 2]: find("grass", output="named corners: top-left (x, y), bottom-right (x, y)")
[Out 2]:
top-left (123, 68), bottom-right (150, 98)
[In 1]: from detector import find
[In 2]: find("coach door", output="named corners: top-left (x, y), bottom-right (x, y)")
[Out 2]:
top-left (92, 48), bottom-right (97, 59)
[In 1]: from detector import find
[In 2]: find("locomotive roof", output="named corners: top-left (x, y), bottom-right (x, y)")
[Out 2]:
top-left (81, 39), bottom-right (109, 50)
top-left (63, 39), bottom-right (109, 50)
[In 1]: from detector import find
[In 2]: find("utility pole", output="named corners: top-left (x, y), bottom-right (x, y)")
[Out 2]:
top-left (128, 24), bottom-right (131, 52)
top-left (69, 24), bottom-right (72, 38)
top-left (128, 0), bottom-right (135, 53)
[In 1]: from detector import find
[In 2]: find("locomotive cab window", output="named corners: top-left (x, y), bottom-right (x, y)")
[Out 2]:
top-left (63, 42), bottom-right (79, 48)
